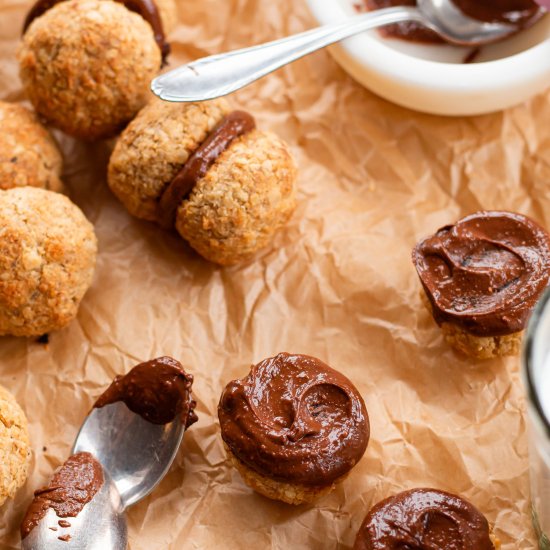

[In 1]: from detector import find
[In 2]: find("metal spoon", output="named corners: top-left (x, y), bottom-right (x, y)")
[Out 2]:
top-left (151, 0), bottom-right (541, 103)
top-left (22, 402), bottom-right (186, 549)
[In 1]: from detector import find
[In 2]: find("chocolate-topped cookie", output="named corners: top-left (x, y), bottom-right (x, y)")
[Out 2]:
top-left (354, 488), bottom-right (500, 549)
top-left (218, 353), bottom-right (369, 504)
top-left (108, 98), bottom-right (297, 265)
top-left (413, 211), bottom-right (550, 359)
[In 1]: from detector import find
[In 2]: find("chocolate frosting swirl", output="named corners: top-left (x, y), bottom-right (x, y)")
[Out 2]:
top-left (22, 0), bottom-right (170, 63)
top-left (218, 353), bottom-right (369, 486)
top-left (413, 211), bottom-right (550, 336)
top-left (158, 110), bottom-right (256, 229)
top-left (94, 356), bottom-right (198, 426)
top-left (354, 488), bottom-right (494, 550)
top-left (21, 452), bottom-right (104, 540)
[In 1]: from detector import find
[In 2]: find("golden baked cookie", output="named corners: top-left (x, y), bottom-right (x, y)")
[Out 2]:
top-left (0, 385), bottom-right (30, 507)
top-left (18, 0), bottom-right (161, 140)
top-left (0, 187), bottom-right (97, 337)
top-left (0, 101), bottom-right (62, 192)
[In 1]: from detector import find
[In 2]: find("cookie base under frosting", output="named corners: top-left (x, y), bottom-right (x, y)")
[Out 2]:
top-left (224, 443), bottom-right (345, 505)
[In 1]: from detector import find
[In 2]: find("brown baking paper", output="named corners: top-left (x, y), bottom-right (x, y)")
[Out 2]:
top-left (1, 0), bottom-right (549, 547)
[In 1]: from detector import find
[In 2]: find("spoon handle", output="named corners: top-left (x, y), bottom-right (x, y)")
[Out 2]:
top-left (151, 7), bottom-right (424, 102)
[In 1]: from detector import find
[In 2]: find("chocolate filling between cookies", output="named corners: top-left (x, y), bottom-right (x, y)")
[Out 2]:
top-left (93, 356), bottom-right (198, 426)
top-left (218, 352), bottom-right (370, 486)
top-left (158, 110), bottom-right (256, 229)
top-left (21, 452), bottom-right (104, 540)
top-left (22, 0), bottom-right (170, 63)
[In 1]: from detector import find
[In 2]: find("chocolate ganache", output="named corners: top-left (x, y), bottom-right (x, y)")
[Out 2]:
top-left (364, 0), bottom-right (541, 43)
top-left (158, 110), bottom-right (256, 229)
top-left (353, 489), bottom-right (494, 550)
top-left (218, 353), bottom-right (369, 486)
top-left (21, 452), bottom-right (104, 540)
top-left (94, 356), bottom-right (198, 426)
top-left (23, 0), bottom-right (170, 62)
top-left (412, 211), bottom-right (550, 337)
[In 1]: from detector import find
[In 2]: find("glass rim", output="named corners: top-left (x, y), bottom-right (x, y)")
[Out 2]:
top-left (524, 287), bottom-right (550, 436)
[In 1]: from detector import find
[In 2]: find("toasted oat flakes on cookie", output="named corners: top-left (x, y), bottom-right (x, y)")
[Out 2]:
top-left (0, 187), bottom-right (97, 337)
top-left (108, 98), bottom-right (297, 265)
top-left (0, 385), bottom-right (30, 508)
top-left (413, 211), bottom-right (550, 359)
top-left (18, 0), bottom-right (173, 140)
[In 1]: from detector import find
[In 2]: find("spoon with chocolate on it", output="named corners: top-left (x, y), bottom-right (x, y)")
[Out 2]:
top-left (152, 0), bottom-right (547, 102)
top-left (21, 357), bottom-right (198, 550)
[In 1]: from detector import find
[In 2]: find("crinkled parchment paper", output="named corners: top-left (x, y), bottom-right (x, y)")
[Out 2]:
top-left (1, 0), bottom-right (549, 547)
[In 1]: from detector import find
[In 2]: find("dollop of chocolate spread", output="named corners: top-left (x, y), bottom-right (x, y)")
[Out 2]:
top-left (218, 353), bottom-right (369, 486)
top-left (158, 110), bottom-right (256, 229)
top-left (21, 452), bottom-right (104, 540)
top-left (94, 356), bottom-right (198, 426)
top-left (22, 0), bottom-right (170, 63)
top-left (413, 211), bottom-right (550, 337)
top-left (363, 0), bottom-right (541, 43)
top-left (354, 488), bottom-right (494, 550)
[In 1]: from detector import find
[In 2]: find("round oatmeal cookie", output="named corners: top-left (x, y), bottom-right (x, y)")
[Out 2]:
top-left (0, 101), bottom-right (62, 192)
top-left (18, 0), bottom-right (161, 140)
top-left (0, 187), bottom-right (97, 337)
top-left (176, 129), bottom-right (296, 266)
top-left (108, 98), bottom-right (231, 221)
top-left (0, 385), bottom-right (30, 507)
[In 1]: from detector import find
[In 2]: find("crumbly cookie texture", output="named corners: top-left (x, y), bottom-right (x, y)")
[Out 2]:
top-left (224, 443), bottom-right (340, 505)
top-left (18, 0), bottom-right (161, 140)
top-left (0, 385), bottom-right (30, 507)
top-left (177, 129), bottom-right (297, 266)
top-left (490, 531), bottom-right (501, 550)
top-left (420, 292), bottom-right (522, 359)
top-left (108, 98), bottom-right (231, 221)
top-left (0, 187), bottom-right (97, 337)
top-left (0, 101), bottom-right (62, 192)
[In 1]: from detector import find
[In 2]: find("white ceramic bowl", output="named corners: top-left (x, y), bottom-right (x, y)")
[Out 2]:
top-left (304, 0), bottom-right (550, 116)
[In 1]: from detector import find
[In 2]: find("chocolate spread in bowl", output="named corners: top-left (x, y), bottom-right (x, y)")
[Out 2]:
top-left (218, 352), bottom-right (369, 486)
top-left (363, 0), bottom-right (541, 43)
top-left (354, 488), bottom-right (494, 550)
top-left (412, 211), bottom-right (550, 337)
top-left (21, 452), bottom-right (104, 540)
top-left (94, 356), bottom-right (198, 427)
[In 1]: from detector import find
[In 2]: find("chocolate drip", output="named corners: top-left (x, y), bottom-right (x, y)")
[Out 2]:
top-left (363, 0), bottom-right (541, 43)
top-left (21, 452), bottom-right (104, 540)
top-left (354, 489), bottom-right (494, 550)
top-left (94, 356), bottom-right (198, 426)
top-left (158, 110), bottom-right (256, 229)
top-left (218, 353), bottom-right (369, 486)
top-left (412, 211), bottom-right (550, 336)
top-left (22, 0), bottom-right (170, 63)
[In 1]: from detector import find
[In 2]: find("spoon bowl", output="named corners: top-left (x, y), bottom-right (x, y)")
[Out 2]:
top-left (72, 402), bottom-right (185, 509)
